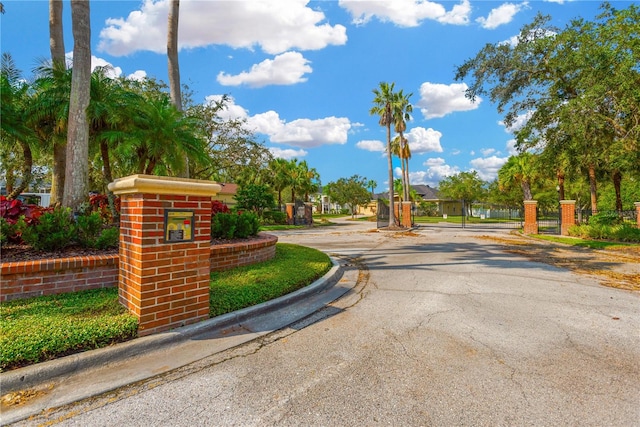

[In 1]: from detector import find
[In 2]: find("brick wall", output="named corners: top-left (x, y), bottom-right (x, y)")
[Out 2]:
top-left (0, 255), bottom-right (118, 302)
top-left (210, 234), bottom-right (277, 271)
top-left (1, 234), bottom-right (277, 303)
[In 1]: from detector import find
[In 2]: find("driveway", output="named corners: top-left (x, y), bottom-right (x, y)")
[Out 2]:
top-left (14, 219), bottom-right (640, 426)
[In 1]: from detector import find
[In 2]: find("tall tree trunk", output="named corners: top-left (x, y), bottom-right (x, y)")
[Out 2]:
top-left (167, 0), bottom-right (189, 178)
top-left (63, 0), bottom-right (91, 210)
top-left (7, 141), bottom-right (33, 200)
top-left (587, 164), bottom-right (598, 213)
top-left (386, 119), bottom-right (396, 227)
top-left (50, 142), bottom-right (66, 206)
top-left (521, 179), bottom-right (533, 200)
top-left (612, 169), bottom-right (623, 213)
top-left (49, 0), bottom-right (66, 205)
top-left (556, 170), bottom-right (565, 201)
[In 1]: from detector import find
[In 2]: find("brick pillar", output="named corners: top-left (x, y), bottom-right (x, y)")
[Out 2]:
top-left (635, 203), bottom-right (640, 229)
top-left (401, 202), bottom-right (412, 228)
top-left (304, 202), bottom-right (313, 227)
top-left (560, 200), bottom-right (576, 236)
top-left (108, 175), bottom-right (221, 337)
top-left (286, 203), bottom-right (295, 225)
top-left (523, 200), bottom-right (538, 235)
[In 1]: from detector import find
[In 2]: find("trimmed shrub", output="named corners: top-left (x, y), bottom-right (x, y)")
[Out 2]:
top-left (236, 212), bottom-right (260, 238)
top-left (589, 212), bottom-right (622, 226)
top-left (19, 207), bottom-right (77, 251)
top-left (212, 212), bottom-right (237, 239)
top-left (262, 210), bottom-right (287, 225)
top-left (76, 212), bottom-right (119, 249)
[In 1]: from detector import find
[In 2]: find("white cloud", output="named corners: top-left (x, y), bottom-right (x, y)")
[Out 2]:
top-left (417, 82), bottom-right (480, 119)
top-left (339, 0), bottom-right (471, 27)
top-left (476, 2), bottom-right (529, 30)
top-left (470, 155), bottom-right (508, 180)
top-left (481, 148), bottom-right (496, 157)
top-left (99, 0), bottom-right (347, 56)
top-left (269, 147), bottom-right (308, 159)
top-left (127, 70), bottom-right (147, 81)
top-left (204, 94), bottom-right (351, 148)
top-left (406, 127), bottom-right (443, 154)
top-left (217, 51), bottom-right (312, 88)
top-left (356, 140), bottom-right (386, 152)
top-left (506, 139), bottom-right (519, 155)
top-left (410, 157), bottom-right (460, 186)
top-left (205, 95), bottom-right (250, 122)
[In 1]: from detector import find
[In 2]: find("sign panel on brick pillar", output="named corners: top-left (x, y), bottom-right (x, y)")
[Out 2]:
top-left (108, 174), bottom-right (221, 336)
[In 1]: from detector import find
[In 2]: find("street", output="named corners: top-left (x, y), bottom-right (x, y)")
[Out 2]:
top-left (16, 219), bottom-right (640, 426)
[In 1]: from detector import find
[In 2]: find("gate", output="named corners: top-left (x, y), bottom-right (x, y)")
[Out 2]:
top-left (460, 201), bottom-right (525, 230)
top-left (538, 205), bottom-right (560, 234)
top-left (376, 200), bottom-right (389, 228)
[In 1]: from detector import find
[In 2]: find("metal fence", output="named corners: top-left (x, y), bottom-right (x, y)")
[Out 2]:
top-left (376, 200), bottom-right (389, 228)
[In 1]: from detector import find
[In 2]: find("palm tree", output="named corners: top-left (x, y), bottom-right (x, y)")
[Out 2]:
top-left (370, 82), bottom-right (398, 227)
top-left (167, 0), bottom-right (189, 178)
top-left (366, 179), bottom-right (377, 198)
top-left (392, 90), bottom-right (413, 202)
top-left (1, 54), bottom-right (35, 199)
top-left (64, 0), bottom-right (91, 209)
top-left (120, 96), bottom-right (208, 175)
top-left (391, 134), bottom-right (412, 202)
top-left (48, 0), bottom-right (67, 204)
top-left (498, 152), bottom-right (537, 201)
top-left (269, 158), bottom-right (293, 209)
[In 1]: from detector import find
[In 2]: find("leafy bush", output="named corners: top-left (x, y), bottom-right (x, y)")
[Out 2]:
top-left (19, 207), bottom-right (77, 251)
top-left (0, 218), bottom-right (18, 246)
top-left (568, 222), bottom-right (640, 242)
top-left (262, 210), bottom-right (287, 225)
top-left (235, 212), bottom-right (260, 238)
top-left (76, 212), bottom-right (119, 249)
top-left (212, 212), bottom-right (237, 239)
top-left (612, 223), bottom-right (640, 242)
top-left (86, 193), bottom-right (121, 224)
top-left (212, 211), bottom-right (260, 240)
top-left (589, 212), bottom-right (622, 226)
top-left (95, 226), bottom-right (120, 249)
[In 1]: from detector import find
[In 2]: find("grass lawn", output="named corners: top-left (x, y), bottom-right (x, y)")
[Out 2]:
top-left (531, 234), bottom-right (639, 250)
top-left (0, 243), bottom-right (332, 372)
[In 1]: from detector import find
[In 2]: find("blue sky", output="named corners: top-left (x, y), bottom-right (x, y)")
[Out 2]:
top-left (0, 0), bottom-right (619, 191)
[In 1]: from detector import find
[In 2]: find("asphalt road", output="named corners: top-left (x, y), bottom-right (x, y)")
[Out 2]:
top-left (13, 219), bottom-right (640, 426)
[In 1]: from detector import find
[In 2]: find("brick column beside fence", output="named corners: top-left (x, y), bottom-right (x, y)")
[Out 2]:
top-left (285, 203), bottom-right (295, 225)
top-left (523, 200), bottom-right (538, 235)
top-left (108, 175), bottom-right (221, 337)
top-left (401, 202), bottom-right (412, 228)
top-left (635, 203), bottom-right (640, 228)
top-left (560, 200), bottom-right (576, 236)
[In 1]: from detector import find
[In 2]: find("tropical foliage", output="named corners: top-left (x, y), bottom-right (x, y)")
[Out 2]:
top-left (455, 3), bottom-right (640, 214)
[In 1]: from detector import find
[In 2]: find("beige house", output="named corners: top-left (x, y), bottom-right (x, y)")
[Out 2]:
top-left (213, 183), bottom-right (238, 208)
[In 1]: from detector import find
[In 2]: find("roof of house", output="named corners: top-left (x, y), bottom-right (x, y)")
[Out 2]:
top-left (216, 183), bottom-right (238, 196)
top-left (373, 185), bottom-right (441, 201)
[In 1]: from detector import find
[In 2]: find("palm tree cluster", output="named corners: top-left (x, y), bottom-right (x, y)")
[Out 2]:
top-left (267, 158), bottom-right (320, 209)
top-left (370, 82), bottom-right (413, 226)
top-left (0, 55), bottom-right (272, 206)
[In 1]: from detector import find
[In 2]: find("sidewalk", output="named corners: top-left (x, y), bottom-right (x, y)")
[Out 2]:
top-left (1, 258), bottom-right (357, 426)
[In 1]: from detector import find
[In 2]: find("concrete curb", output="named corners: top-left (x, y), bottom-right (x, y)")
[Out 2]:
top-left (1, 258), bottom-right (344, 394)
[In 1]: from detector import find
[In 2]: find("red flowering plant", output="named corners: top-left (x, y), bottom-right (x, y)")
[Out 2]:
top-left (0, 196), bottom-right (49, 244)
top-left (87, 193), bottom-right (121, 224)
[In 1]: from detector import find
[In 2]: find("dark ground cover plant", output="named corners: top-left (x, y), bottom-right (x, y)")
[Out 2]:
top-left (0, 244), bottom-right (331, 371)
top-left (0, 288), bottom-right (138, 372)
top-left (568, 212), bottom-right (640, 242)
